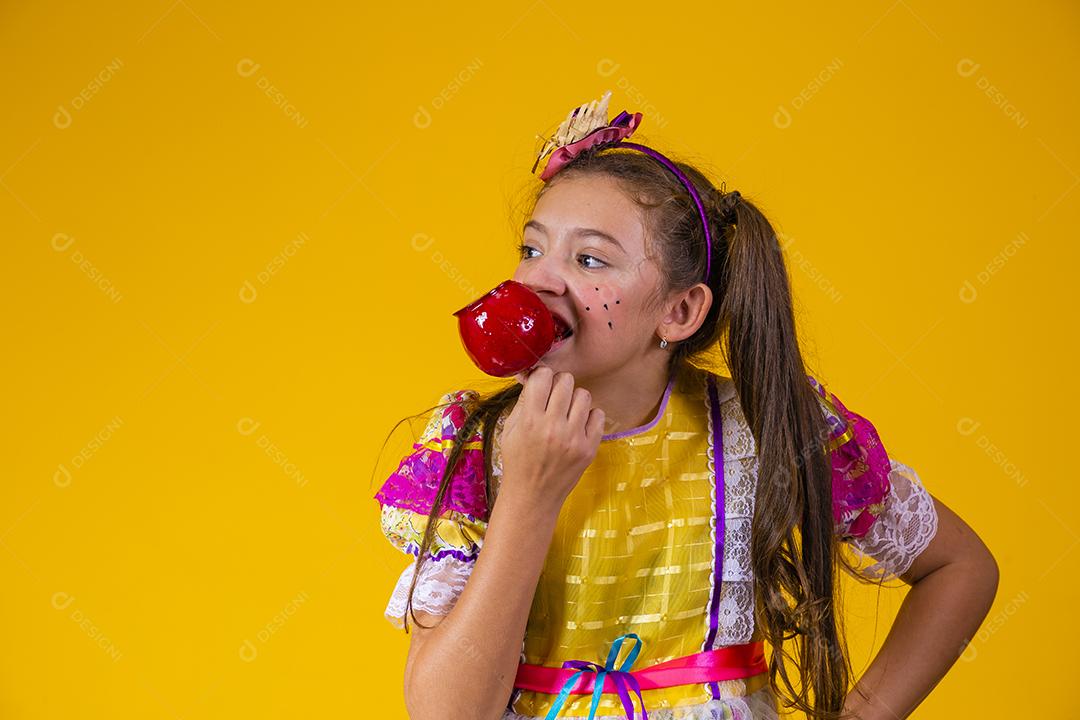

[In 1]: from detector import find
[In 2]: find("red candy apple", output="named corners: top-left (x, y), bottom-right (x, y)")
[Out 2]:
top-left (452, 279), bottom-right (573, 377)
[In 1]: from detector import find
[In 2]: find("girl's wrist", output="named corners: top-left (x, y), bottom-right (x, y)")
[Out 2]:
top-left (494, 472), bottom-right (568, 518)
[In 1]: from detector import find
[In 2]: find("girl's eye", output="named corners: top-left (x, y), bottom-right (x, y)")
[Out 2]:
top-left (517, 243), bottom-right (607, 269)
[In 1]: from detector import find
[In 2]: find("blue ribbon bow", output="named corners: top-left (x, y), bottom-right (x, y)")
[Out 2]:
top-left (543, 632), bottom-right (648, 720)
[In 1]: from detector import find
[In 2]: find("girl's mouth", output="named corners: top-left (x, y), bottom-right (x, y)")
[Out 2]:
top-left (552, 313), bottom-right (573, 339)
top-left (550, 312), bottom-right (574, 351)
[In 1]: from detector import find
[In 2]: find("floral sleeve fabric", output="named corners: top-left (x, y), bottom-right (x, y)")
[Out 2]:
top-left (809, 376), bottom-right (939, 582)
top-left (374, 389), bottom-right (491, 629)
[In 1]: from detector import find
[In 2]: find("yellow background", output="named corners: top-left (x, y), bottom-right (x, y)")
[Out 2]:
top-left (1, 1), bottom-right (1074, 717)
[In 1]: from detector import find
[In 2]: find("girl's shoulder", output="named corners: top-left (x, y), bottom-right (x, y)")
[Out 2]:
top-left (806, 374), bottom-right (894, 540)
top-left (420, 388), bottom-right (485, 442)
top-left (374, 387), bottom-right (491, 522)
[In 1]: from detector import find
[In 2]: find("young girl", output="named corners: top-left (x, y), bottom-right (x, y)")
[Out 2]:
top-left (373, 92), bottom-right (998, 720)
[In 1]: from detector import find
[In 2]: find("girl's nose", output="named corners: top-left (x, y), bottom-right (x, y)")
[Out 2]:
top-left (513, 257), bottom-right (568, 296)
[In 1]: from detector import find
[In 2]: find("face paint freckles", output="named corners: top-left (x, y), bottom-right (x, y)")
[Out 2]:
top-left (586, 285), bottom-right (623, 331)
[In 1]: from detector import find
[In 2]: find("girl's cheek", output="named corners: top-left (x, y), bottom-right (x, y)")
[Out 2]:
top-left (582, 284), bottom-right (623, 334)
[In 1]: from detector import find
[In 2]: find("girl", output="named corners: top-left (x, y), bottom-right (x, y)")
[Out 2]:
top-left (373, 92), bottom-right (998, 720)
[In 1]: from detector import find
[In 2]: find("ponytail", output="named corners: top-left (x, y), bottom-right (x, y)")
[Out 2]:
top-left (717, 193), bottom-right (854, 719)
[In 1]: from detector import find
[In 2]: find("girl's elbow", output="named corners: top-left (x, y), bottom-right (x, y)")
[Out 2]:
top-left (404, 690), bottom-right (450, 720)
top-left (959, 526), bottom-right (999, 602)
top-left (982, 548), bottom-right (1000, 600)
top-left (966, 544), bottom-right (1000, 612)
top-left (406, 676), bottom-right (502, 720)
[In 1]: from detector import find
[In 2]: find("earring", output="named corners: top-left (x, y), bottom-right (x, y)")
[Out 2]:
top-left (659, 337), bottom-right (668, 349)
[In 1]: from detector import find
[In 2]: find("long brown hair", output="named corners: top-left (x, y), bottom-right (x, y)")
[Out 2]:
top-left (375, 143), bottom-right (879, 719)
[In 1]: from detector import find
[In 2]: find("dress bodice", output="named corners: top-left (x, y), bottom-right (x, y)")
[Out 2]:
top-left (508, 363), bottom-right (768, 717)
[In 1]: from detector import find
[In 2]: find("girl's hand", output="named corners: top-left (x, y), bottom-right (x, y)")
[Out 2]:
top-left (500, 366), bottom-right (605, 508)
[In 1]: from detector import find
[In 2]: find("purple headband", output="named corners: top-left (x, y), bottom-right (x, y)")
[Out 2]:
top-left (533, 96), bottom-right (721, 282)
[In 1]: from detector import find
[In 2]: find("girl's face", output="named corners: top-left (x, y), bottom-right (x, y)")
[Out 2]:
top-left (512, 173), bottom-right (666, 383)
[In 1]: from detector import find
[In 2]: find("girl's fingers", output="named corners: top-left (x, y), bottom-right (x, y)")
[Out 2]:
top-left (546, 371), bottom-right (574, 417)
top-left (518, 366), bottom-right (551, 411)
top-left (585, 408), bottom-right (606, 441)
top-left (567, 387), bottom-right (592, 428)
top-left (514, 365), bottom-right (537, 386)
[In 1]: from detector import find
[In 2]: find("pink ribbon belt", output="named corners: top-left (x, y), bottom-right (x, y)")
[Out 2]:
top-left (515, 638), bottom-right (767, 694)
top-left (512, 634), bottom-right (768, 720)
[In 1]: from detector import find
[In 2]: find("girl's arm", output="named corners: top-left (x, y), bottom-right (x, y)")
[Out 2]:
top-left (402, 481), bottom-right (563, 720)
top-left (842, 493), bottom-right (999, 719)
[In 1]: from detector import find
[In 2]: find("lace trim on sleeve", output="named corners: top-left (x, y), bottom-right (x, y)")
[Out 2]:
top-left (384, 554), bottom-right (477, 629)
top-left (846, 458), bottom-right (939, 582)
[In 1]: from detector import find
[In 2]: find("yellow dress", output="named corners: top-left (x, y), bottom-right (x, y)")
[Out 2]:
top-left (374, 362), bottom-right (940, 720)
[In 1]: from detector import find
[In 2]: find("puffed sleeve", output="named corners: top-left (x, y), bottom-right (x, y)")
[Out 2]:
top-left (373, 389), bottom-right (496, 629)
top-left (809, 376), bottom-right (940, 582)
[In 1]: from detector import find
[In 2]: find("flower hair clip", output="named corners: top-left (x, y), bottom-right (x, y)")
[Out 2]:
top-left (529, 89), bottom-right (721, 282)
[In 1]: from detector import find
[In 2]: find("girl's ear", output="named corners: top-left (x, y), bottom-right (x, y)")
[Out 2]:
top-left (659, 283), bottom-right (713, 342)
